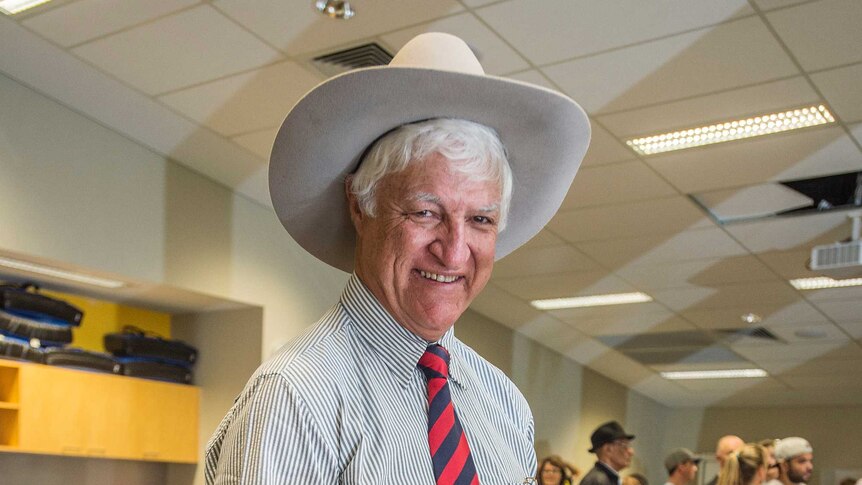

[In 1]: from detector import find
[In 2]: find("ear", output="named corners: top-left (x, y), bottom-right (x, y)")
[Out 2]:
top-left (345, 176), bottom-right (364, 231)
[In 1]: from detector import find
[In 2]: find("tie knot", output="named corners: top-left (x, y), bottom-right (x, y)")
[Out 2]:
top-left (418, 344), bottom-right (450, 379)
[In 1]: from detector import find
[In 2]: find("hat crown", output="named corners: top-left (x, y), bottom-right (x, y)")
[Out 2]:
top-left (389, 32), bottom-right (484, 75)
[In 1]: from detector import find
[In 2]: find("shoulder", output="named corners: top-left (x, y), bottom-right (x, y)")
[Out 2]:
top-left (581, 465), bottom-right (614, 485)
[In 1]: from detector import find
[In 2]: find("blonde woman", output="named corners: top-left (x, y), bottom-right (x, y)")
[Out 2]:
top-left (718, 443), bottom-right (768, 485)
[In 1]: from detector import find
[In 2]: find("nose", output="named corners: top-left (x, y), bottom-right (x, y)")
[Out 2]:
top-left (430, 218), bottom-right (469, 267)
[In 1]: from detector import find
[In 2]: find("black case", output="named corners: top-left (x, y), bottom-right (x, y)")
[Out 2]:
top-left (0, 309), bottom-right (73, 345)
top-left (0, 284), bottom-right (83, 326)
top-left (104, 327), bottom-right (197, 366)
top-left (42, 347), bottom-right (119, 374)
top-left (0, 335), bottom-right (44, 363)
top-left (118, 360), bottom-right (193, 384)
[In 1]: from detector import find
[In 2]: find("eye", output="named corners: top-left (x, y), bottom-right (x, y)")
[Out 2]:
top-left (472, 215), bottom-right (495, 225)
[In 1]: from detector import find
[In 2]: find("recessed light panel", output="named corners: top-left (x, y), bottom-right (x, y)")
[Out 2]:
top-left (627, 105), bottom-right (835, 155)
top-left (660, 369), bottom-right (768, 380)
top-left (530, 292), bottom-right (652, 310)
top-left (0, 0), bottom-right (51, 15)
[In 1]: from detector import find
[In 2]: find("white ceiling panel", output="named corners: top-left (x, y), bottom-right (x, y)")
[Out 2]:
top-left (550, 196), bottom-right (711, 243)
top-left (811, 63), bottom-right (862, 123)
top-left (504, 69), bottom-right (557, 91)
top-left (815, 299), bottom-right (862, 322)
top-left (515, 320), bottom-right (594, 356)
top-left (581, 123), bottom-right (636, 167)
top-left (468, 283), bottom-right (547, 330)
top-left (765, 322), bottom-right (851, 345)
top-left (597, 76), bottom-right (819, 138)
top-left (519, 229), bottom-right (567, 250)
top-left (22, 0), bottom-right (198, 47)
top-left (732, 340), bottom-right (860, 363)
top-left (803, 285), bottom-right (862, 303)
top-left (724, 211), bottom-right (851, 253)
top-left (851, 123), bottom-right (862, 147)
top-left (214, 0), bottom-right (463, 57)
top-left (835, 321), bottom-right (862, 339)
top-left (766, 0), bottom-right (862, 71)
top-left (158, 60), bottom-right (322, 136)
top-left (585, 351), bottom-right (658, 389)
top-left (232, 127), bottom-right (279, 160)
top-left (651, 281), bottom-right (801, 313)
top-left (72, 5), bottom-right (282, 95)
top-left (476, 0), bottom-right (751, 66)
top-left (492, 244), bottom-right (599, 278)
top-left (672, 376), bottom-right (786, 393)
top-left (564, 313), bottom-right (697, 337)
top-left (543, 17), bottom-right (798, 114)
top-left (753, 0), bottom-right (817, 11)
top-left (757, 249), bottom-right (823, 280)
top-left (492, 270), bottom-right (637, 300)
top-left (787, 373), bottom-right (862, 389)
top-left (645, 126), bottom-right (862, 193)
top-left (615, 255), bottom-right (780, 291)
top-left (680, 301), bottom-right (830, 330)
top-left (695, 183), bottom-right (813, 223)
top-left (380, 12), bottom-right (528, 75)
top-left (561, 160), bottom-right (678, 210)
top-left (548, 301), bottom-right (671, 325)
top-left (577, 228), bottom-right (749, 268)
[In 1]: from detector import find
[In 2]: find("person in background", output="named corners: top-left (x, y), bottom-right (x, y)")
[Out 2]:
top-left (839, 478), bottom-right (856, 485)
top-left (758, 439), bottom-right (782, 485)
top-left (664, 448), bottom-right (701, 485)
top-left (708, 435), bottom-right (746, 485)
top-left (625, 473), bottom-right (650, 485)
top-left (718, 443), bottom-right (768, 485)
top-left (775, 437), bottom-right (814, 485)
top-left (580, 421), bottom-right (636, 485)
top-left (537, 455), bottom-right (580, 485)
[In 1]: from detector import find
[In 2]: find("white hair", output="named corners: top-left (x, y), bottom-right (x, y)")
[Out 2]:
top-left (348, 118), bottom-right (513, 230)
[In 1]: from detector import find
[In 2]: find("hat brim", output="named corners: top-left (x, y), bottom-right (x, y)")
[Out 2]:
top-left (270, 66), bottom-right (590, 272)
top-left (588, 433), bottom-right (636, 453)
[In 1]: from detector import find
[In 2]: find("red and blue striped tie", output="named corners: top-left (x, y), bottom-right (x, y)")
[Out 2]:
top-left (418, 344), bottom-right (480, 485)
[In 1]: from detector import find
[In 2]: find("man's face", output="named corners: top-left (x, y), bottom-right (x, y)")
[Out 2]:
top-left (605, 439), bottom-right (635, 471)
top-left (679, 461), bottom-right (699, 483)
top-left (766, 449), bottom-right (780, 481)
top-left (349, 152), bottom-right (500, 341)
top-left (783, 453), bottom-right (813, 484)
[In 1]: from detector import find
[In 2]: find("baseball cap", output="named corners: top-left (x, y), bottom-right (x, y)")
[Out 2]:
top-left (774, 437), bottom-right (813, 461)
top-left (665, 448), bottom-right (701, 474)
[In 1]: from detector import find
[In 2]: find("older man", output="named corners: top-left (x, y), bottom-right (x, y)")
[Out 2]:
top-left (204, 32), bottom-right (589, 484)
top-left (706, 435), bottom-right (745, 485)
top-left (580, 421), bottom-right (636, 485)
top-left (776, 437), bottom-right (814, 485)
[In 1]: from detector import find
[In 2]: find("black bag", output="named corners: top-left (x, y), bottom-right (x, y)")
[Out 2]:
top-left (42, 347), bottom-right (119, 374)
top-left (104, 326), bottom-right (197, 366)
top-left (117, 359), bottom-right (193, 384)
top-left (0, 283), bottom-right (83, 326)
top-left (0, 309), bottom-right (73, 346)
top-left (0, 334), bottom-right (45, 363)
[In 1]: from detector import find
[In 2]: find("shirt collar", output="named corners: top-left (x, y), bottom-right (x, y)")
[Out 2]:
top-left (598, 461), bottom-right (621, 478)
top-left (340, 273), bottom-right (466, 388)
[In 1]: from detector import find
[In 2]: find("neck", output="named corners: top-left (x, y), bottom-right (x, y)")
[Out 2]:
top-left (669, 474), bottom-right (688, 485)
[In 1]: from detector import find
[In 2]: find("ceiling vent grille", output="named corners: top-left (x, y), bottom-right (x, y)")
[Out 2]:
top-left (311, 42), bottom-right (393, 77)
top-left (719, 326), bottom-right (780, 342)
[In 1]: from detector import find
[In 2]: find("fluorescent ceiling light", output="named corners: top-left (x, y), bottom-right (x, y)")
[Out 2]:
top-left (0, 0), bottom-right (52, 15)
top-left (790, 276), bottom-right (862, 290)
top-left (0, 256), bottom-right (125, 288)
top-left (531, 292), bottom-right (652, 310)
top-left (626, 105), bottom-right (835, 155)
top-left (661, 369), bottom-right (768, 380)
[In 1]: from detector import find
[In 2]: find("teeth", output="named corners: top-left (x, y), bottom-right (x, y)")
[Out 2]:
top-left (420, 270), bottom-right (459, 283)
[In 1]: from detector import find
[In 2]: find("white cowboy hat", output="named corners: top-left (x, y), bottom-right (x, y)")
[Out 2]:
top-left (270, 32), bottom-right (590, 272)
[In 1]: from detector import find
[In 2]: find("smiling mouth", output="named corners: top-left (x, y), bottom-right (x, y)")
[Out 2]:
top-left (419, 270), bottom-right (462, 283)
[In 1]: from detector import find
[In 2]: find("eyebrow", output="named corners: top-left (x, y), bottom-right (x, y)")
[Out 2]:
top-left (411, 192), bottom-right (499, 213)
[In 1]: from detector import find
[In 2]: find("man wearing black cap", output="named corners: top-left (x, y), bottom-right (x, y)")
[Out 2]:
top-left (664, 448), bottom-right (701, 485)
top-left (581, 421), bottom-right (636, 485)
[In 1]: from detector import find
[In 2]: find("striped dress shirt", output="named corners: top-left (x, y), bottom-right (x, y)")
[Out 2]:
top-left (205, 274), bottom-right (536, 484)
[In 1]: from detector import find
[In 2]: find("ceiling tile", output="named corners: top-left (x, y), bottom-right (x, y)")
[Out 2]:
top-left (505, 69), bottom-right (557, 90)
top-left (581, 123), bottom-right (636, 167)
top-left (459, 0), bottom-right (500, 7)
top-left (585, 351), bottom-right (658, 389)
top-left (752, 0), bottom-right (816, 11)
top-left (549, 301), bottom-right (670, 324)
top-left (695, 183), bottom-right (813, 223)
top-left (515, 319), bottom-right (594, 356)
top-left (672, 375), bottom-right (786, 393)
top-left (380, 12), bottom-right (528, 75)
top-left (732, 340), bottom-right (860, 362)
top-left (835, 321), bottom-right (862, 339)
top-left (493, 270), bottom-right (636, 300)
top-left (468, 283), bottom-right (545, 330)
top-left (803, 286), bottom-right (862, 303)
top-left (766, 322), bottom-right (851, 345)
top-left (542, 17), bottom-right (798, 114)
top-left (492, 244), bottom-right (599, 278)
top-left (576, 228), bottom-right (749, 268)
top-left (559, 311), bottom-right (695, 337)
top-left (680, 301), bottom-right (830, 330)
top-left (232, 127), bottom-right (279, 160)
top-left (724, 211), bottom-right (850, 253)
top-left (851, 123), bottom-right (862, 147)
top-left (651, 281), bottom-right (801, 313)
top-left (811, 63), bottom-right (862, 123)
top-left (766, 0), bottom-right (862, 71)
top-left (72, 5), bottom-right (282, 95)
top-left (476, 0), bottom-right (752, 66)
top-left (815, 299), bottom-right (862, 322)
top-left (158, 61), bottom-right (321, 136)
top-left (550, 196), bottom-right (711, 243)
top-left (757, 248), bottom-right (822, 280)
top-left (597, 76), bottom-right (819, 138)
top-left (561, 160), bottom-right (678, 210)
top-left (214, 0), bottom-right (463, 57)
top-left (520, 229), bottom-right (567, 249)
top-left (644, 126), bottom-right (862, 193)
top-left (22, 0), bottom-right (198, 47)
top-left (615, 255), bottom-right (780, 291)
top-left (786, 373), bottom-right (862, 389)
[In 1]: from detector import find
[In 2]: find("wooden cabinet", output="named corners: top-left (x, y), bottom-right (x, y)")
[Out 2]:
top-left (0, 359), bottom-right (198, 463)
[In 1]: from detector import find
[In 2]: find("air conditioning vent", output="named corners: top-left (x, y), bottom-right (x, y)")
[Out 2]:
top-left (718, 326), bottom-right (780, 342)
top-left (809, 240), bottom-right (862, 278)
top-left (311, 42), bottom-right (393, 77)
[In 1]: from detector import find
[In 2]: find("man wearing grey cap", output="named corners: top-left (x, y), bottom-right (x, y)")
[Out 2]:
top-left (664, 448), bottom-right (701, 485)
top-left (775, 437), bottom-right (814, 485)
